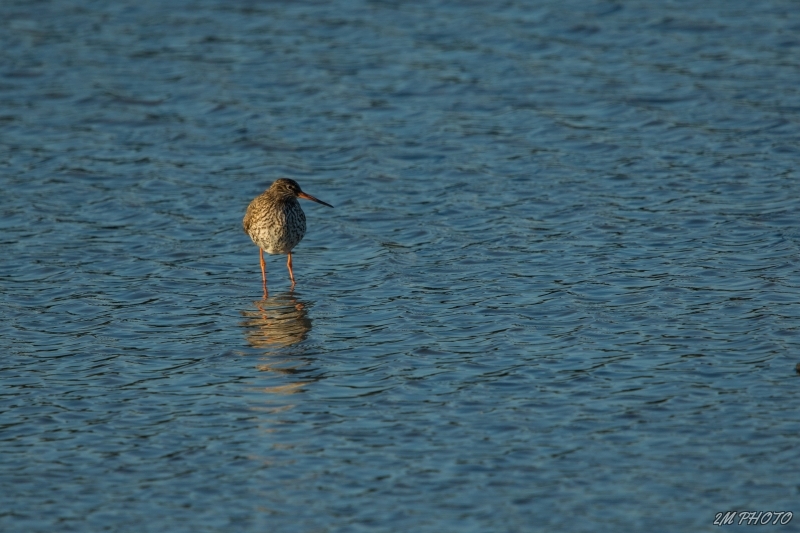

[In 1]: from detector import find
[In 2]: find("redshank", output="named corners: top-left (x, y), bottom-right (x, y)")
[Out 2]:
top-left (243, 178), bottom-right (333, 297)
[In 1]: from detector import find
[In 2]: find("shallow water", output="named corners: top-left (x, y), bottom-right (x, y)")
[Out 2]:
top-left (2, 0), bottom-right (800, 531)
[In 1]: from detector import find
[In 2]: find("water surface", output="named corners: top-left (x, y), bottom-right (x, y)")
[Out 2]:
top-left (2, 1), bottom-right (800, 531)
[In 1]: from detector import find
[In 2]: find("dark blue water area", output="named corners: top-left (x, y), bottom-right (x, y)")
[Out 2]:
top-left (2, 0), bottom-right (800, 531)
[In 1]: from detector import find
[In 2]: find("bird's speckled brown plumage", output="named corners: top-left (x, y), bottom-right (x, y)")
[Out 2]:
top-left (244, 179), bottom-right (308, 254)
top-left (243, 178), bottom-right (333, 296)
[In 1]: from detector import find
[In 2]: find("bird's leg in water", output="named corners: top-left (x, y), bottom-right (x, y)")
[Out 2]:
top-left (287, 252), bottom-right (296, 288)
top-left (259, 248), bottom-right (268, 298)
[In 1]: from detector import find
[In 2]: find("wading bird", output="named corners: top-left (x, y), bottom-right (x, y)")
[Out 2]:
top-left (243, 178), bottom-right (333, 297)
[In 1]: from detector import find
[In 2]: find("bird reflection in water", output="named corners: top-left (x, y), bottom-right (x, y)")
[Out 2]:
top-left (240, 292), bottom-right (315, 395)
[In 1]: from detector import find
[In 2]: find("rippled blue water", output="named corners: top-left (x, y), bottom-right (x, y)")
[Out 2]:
top-left (2, 0), bottom-right (800, 531)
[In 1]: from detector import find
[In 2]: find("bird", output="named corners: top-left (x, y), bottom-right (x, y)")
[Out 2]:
top-left (243, 178), bottom-right (333, 297)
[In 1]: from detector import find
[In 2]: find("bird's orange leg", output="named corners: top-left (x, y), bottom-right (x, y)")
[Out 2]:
top-left (287, 252), bottom-right (296, 288)
top-left (259, 248), bottom-right (268, 299)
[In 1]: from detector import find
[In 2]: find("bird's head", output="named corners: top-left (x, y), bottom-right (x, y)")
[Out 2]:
top-left (270, 178), bottom-right (333, 208)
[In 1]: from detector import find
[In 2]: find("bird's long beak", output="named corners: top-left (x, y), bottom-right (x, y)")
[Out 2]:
top-left (298, 192), bottom-right (334, 208)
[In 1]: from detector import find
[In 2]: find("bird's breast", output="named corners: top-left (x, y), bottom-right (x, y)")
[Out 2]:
top-left (245, 198), bottom-right (306, 254)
